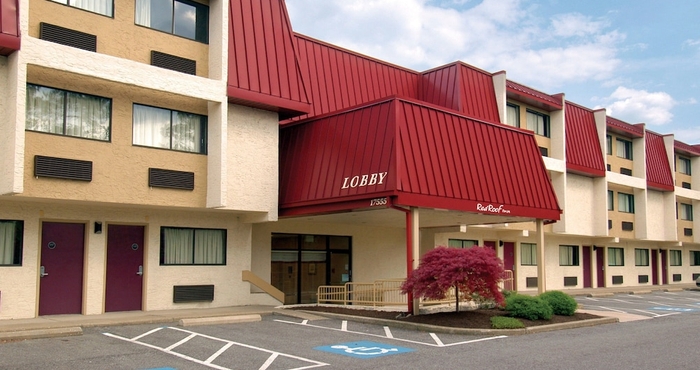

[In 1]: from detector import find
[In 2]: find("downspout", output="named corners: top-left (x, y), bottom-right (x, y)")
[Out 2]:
top-left (390, 203), bottom-right (413, 315)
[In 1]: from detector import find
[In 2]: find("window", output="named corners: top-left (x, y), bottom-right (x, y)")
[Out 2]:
top-left (634, 249), bottom-right (649, 266)
top-left (616, 138), bottom-right (633, 160)
top-left (135, 0), bottom-right (209, 43)
top-left (160, 227), bottom-right (225, 265)
top-left (691, 251), bottom-right (700, 266)
top-left (607, 190), bottom-right (614, 211)
top-left (26, 84), bottom-right (111, 141)
top-left (609, 247), bottom-right (624, 266)
top-left (0, 220), bottom-right (23, 266)
top-left (133, 104), bottom-right (207, 154)
top-left (670, 250), bottom-right (682, 266)
top-left (679, 156), bottom-right (691, 175)
top-left (521, 243), bottom-right (536, 266)
top-left (50, 0), bottom-right (113, 17)
top-left (618, 192), bottom-right (635, 213)
top-left (606, 135), bottom-right (612, 155)
top-left (448, 239), bottom-right (478, 248)
top-left (680, 203), bottom-right (693, 221)
top-left (526, 109), bottom-right (550, 137)
top-left (506, 103), bottom-right (520, 127)
top-left (559, 245), bottom-right (579, 266)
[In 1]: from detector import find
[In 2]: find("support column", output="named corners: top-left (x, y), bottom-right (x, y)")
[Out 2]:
top-left (536, 219), bottom-right (546, 294)
top-left (410, 207), bottom-right (420, 315)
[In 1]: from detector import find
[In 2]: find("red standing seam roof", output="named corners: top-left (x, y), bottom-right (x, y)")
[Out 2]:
top-left (227, 0), bottom-right (311, 119)
top-left (506, 80), bottom-right (562, 111)
top-left (674, 140), bottom-right (700, 157)
top-left (645, 131), bottom-right (674, 191)
top-left (564, 102), bottom-right (605, 177)
top-left (279, 97), bottom-right (561, 220)
top-left (0, 0), bottom-right (20, 56)
top-left (606, 116), bottom-right (644, 138)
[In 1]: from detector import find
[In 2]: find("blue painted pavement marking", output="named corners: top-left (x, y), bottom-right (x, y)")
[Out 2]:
top-left (315, 340), bottom-right (414, 359)
top-left (649, 307), bottom-right (697, 312)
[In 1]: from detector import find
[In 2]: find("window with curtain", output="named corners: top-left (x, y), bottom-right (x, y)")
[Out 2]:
top-left (526, 109), bottom-right (550, 137)
top-left (160, 227), bottom-right (225, 265)
top-left (26, 84), bottom-right (111, 141)
top-left (135, 0), bottom-right (209, 43)
top-left (670, 250), bottom-right (682, 266)
top-left (506, 103), bottom-right (520, 127)
top-left (606, 135), bottom-right (612, 155)
top-left (607, 190), bottom-right (614, 211)
top-left (609, 247), bottom-right (624, 266)
top-left (616, 138), bottom-right (633, 160)
top-left (680, 203), bottom-right (693, 221)
top-left (618, 192), bottom-right (635, 213)
top-left (0, 220), bottom-right (23, 266)
top-left (634, 249), bottom-right (649, 266)
top-left (691, 251), bottom-right (700, 266)
top-left (521, 243), bottom-right (536, 266)
top-left (678, 156), bottom-right (691, 175)
top-left (559, 245), bottom-right (579, 266)
top-left (448, 239), bottom-right (478, 248)
top-left (50, 0), bottom-right (114, 17)
top-left (133, 104), bottom-right (206, 154)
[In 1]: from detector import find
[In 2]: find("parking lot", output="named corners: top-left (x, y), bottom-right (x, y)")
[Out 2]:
top-left (575, 289), bottom-right (700, 319)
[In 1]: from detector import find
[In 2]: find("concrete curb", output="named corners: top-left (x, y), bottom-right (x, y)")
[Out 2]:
top-left (293, 310), bottom-right (618, 336)
top-left (179, 314), bottom-right (261, 327)
top-left (0, 327), bottom-right (82, 342)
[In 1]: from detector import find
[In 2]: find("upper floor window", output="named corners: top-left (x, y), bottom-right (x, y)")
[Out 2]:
top-left (616, 138), bottom-right (633, 160)
top-left (160, 226), bottom-right (226, 265)
top-left (132, 104), bottom-right (207, 154)
top-left (50, 0), bottom-right (113, 17)
top-left (679, 156), bottom-right (691, 175)
top-left (26, 84), bottom-right (111, 141)
top-left (680, 203), bottom-right (693, 221)
top-left (448, 239), bottom-right (478, 248)
top-left (506, 103), bottom-right (520, 128)
top-left (526, 109), bottom-right (550, 137)
top-left (606, 135), bottom-right (612, 155)
top-left (607, 190), bottom-right (614, 211)
top-left (618, 192), bottom-right (635, 213)
top-left (0, 220), bottom-right (23, 266)
top-left (559, 245), bottom-right (579, 266)
top-left (135, 0), bottom-right (209, 43)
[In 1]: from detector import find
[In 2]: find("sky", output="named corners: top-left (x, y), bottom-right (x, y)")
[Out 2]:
top-left (286, 0), bottom-right (700, 144)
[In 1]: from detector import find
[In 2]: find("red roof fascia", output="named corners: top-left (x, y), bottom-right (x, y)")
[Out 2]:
top-left (506, 80), bottom-right (562, 111)
top-left (564, 102), bottom-right (606, 177)
top-left (645, 131), bottom-right (674, 192)
top-left (674, 140), bottom-right (700, 157)
top-left (227, 0), bottom-right (310, 119)
top-left (0, 0), bottom-right (20, 56)
top-left (606, 116), bottom-right (644, 138)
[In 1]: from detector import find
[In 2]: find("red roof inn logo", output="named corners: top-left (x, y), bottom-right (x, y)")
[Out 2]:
top-left (341, 172), bottom-right (388, 189)
top-left (476, 203), bottom-right (511, 214)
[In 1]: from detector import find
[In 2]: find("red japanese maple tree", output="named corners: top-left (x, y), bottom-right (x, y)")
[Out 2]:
top-left (401, 246), bottom-right (506, 312)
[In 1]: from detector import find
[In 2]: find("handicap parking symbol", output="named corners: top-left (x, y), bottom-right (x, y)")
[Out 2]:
top-left (315, 341), bottom-right (414, 359)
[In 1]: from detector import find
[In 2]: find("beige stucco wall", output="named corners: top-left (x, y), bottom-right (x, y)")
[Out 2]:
top-left (0, 53), bottom-right (26, 196)
top-left (29, 0), bottom-right (210, 77)
top-left (564, 174), bottom-right (599, 236)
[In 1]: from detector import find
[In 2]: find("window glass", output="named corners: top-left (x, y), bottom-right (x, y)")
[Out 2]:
top-left (160, 227), bottom-right (225, 265)
top-left (670, 250), bottom-right (682, 266)
top-left (174, 1), bottom-right (197, 40)
top-left (634, 249), bottom-right (649, 266)
top-left (680, 203), bottom-right (693, 221)
top-left (607, 190), bottom-right (614, 211)
top-left (609, 247), bottom-right (624, 266)
top-left (50, 0), bottom-right (113, 17)
top-left (0, 220), bottom-right (23, 266)
top-left (133, 104), bottom-right (206, 154)
top-left (26, 84), bottom-right (111, 141)
top-left (679, 157), bottom-right (691, 175)
top-left (506, 104), bottom-right (519, 127)
top-left (136, 0), bottom-right (209, 43)
top-left (606, 135), bottom-right (612, 155)
top-left (691, 251), bottom-right (700, 266)
top-left (618, 192), bottom-right (635, 213)
top-left (521, 243), bottom-right (536, 266)
top-left (559, 245), bottom-right (579, 266)
top-left (448, 239), bottom-right (478, 248)
top-left (526, 110), bottom-right (550, 137)
top-left (616, 138), bottom-right (633, 160)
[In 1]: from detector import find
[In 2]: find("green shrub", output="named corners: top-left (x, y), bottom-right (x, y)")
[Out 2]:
top-left (490, 316), bottom-right (525, 329)
top-left (501, 290), bottom-right (517, 299)
top-left (505, 294), bottom-right (553, 320)
top-left (539, 291), bottom-right (578, 316)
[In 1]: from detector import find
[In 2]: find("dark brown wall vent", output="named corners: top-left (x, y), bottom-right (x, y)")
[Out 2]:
top-left (149, 168), bottom-right (194, 190)
top-left (638, 275), bottom-right (648, 283)
top-left (151, 51), bottom-right (196, 75)
top-left (563, 276), bottom-right (577, 287)
top-left (621, 221), bottom-right (634, 231)
top-left (173, 285), bottom-right (214, 303)
top-left (526, 277), bottom-right (538, 288)
top-left (682, 182), bottom-right (691, 189)
top-left (672, 274), bottom-right (682, 282)
top-left (684, 228), bottom-right (693, 236)
top-left (612, 275), bottom-right (624, 285)
top-left (35, 155), bottom-right (92, 181)
top-left (40, 23), bottom-right (96, 52)
top-left (620, 167), bottom-right (633, 176)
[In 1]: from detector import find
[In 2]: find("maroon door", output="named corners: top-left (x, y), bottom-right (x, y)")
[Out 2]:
top-left (503, 242), bottom-right (515, 271)
top-left (582, 246), bottom-right (592, 288)
top-left (39, 222), bottom-right (85, 316)
top-left (660, 250), bottom-right (668, 285)
top-left (596, 247), bottom-right (605, 288)
top-left (651, 250), bottom-right (659, 285)
top-left (105, 225), bottom-right (144, 312)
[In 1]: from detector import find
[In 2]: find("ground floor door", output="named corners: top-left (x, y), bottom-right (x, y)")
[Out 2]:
top-left (652, 250), bottom-right (659, 285)
top-left (39, 222), bottom-right (85, 316)
top-left (502, 242), bottom-right (515, 291)
top-left (660, 249), bottom-right (668, 285)
top-left (105, 225), bottom-right (144, 312)
top-left (582, 246), bottom-right (592, 288)
top-left (596, 247), bottom-right (605, 288)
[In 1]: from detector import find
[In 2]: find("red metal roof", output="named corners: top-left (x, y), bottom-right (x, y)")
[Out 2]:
top-left (606, 116), bottom-right (644, 138)
top-left (674, 140), bottom-right (700, 157)
top-left (564, 102), bottom-right (605, 177)
top-left (420, 62), bottom-right (500, 123)
top-left (279, 97), bottom-right (561, 220)
top-left (506, 80), bottom-right (562, 111)
top-left (645, 131), bottom-right (674, 191)
top-left (286, 33), bottom-right (420, 123)
top-left (0, 0), bottom-right (20, 56)
top-left (227, 0), bottom-right (310, 119)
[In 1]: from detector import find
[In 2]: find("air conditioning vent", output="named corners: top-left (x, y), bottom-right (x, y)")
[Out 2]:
top-left (563, 276), bottom-right (577, 287)
top-left (151, 51), bottom-right (196, 75)
top-left (620, 167), bottom-right (632, 176)
top-left (40, 23), bottom-right (96, 52)
top-left (612, 275), bottom-right (623, 285)
top-left (149, 168), bottom-right (194, 190)
top-left (526, 277), bottom-right (538, 288)
top-left (35, 156), bottom-right (92, 181)
top-left (684, 228), bottom-right (693, 236)
top-left (638, 275), bottom-right (648, 283)
top-left (682, 182), bottom-right (691, 189)
top-left (673, 274), bottom-right (682, 282)
top-left (621, 221), bottom-right (634, 231)
top-left (173, 285), bottom-right (214, 303)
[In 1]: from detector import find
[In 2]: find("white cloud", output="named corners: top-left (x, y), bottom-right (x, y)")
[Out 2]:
top-left (602, 87), bottom-right (677, 125)
top-left (683, 39), bottom-right (700, 48)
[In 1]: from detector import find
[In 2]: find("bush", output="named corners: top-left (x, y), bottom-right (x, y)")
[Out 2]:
top-left (539, 291), bottom-right (578, 316)
top-left (501, 290), bottom-right (517, 299)
top-left (490, 316), bottom-right (524, 329)
top-left (505, 294), bottom-right (553, 320)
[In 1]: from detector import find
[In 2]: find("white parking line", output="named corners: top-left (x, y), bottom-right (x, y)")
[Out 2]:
top-left (648, 301), bottom-right (671, 306)
top-left (341, 321), bottom-right (347, 331)
top-left (430, 333), bottom-right (444, 346)
top-left (384, 326), bottom-right (394, 338)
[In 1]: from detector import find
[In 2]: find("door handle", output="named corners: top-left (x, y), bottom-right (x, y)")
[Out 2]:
top-left (40, 266), bottom-right (49, 278)
top-left (137, 265), bottom-right (143, 276)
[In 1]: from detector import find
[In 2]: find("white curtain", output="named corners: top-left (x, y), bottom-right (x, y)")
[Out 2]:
top-left (0, 222), bottom-right (16, 265)
top-left (71, 0), bottom-right (113, 17)
top-left (133, 104), bottom-right (171, 149)
top-left (559, 246), bottom-right (573, 265)
top-left (135, 0), bottom-right (152, 27)
top-left (171, 112), bottom-right (201, 153)
top-left (194, 229), bottom-right (224, 264)
top-left (65, 92), bottom-right (110, 141)
top-left (164, 228), bottom-right (193, 264)
top-left (26, 85), bottom-right (64, 134)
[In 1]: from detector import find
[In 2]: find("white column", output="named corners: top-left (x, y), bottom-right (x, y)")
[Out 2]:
top-left (536, 219), bottom-right (546, 294)
top-left (411, 207), bottom-right (420, 314)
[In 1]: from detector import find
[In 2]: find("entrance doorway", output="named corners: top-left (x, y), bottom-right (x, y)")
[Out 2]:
top-left (105, 225), bottom-right (145, 312)
top-left (39, 222), bottom-right (85, 316)
top-left (271, 234), bottom-right (351, 304)
top-left (582, 246), bottom-right (592, 288)
top-left (595, 246), bottom-right (605, 288)
top-left (652, 250), bottom-right (659, 285)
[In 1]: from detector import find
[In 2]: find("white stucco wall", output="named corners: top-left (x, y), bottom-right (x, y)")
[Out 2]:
top-left (0, 53), bottom-right (25, 196)
top-left (645, 190), bottom-right (667, 240)
top-left (562, 174), bottom-right (598, 236)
